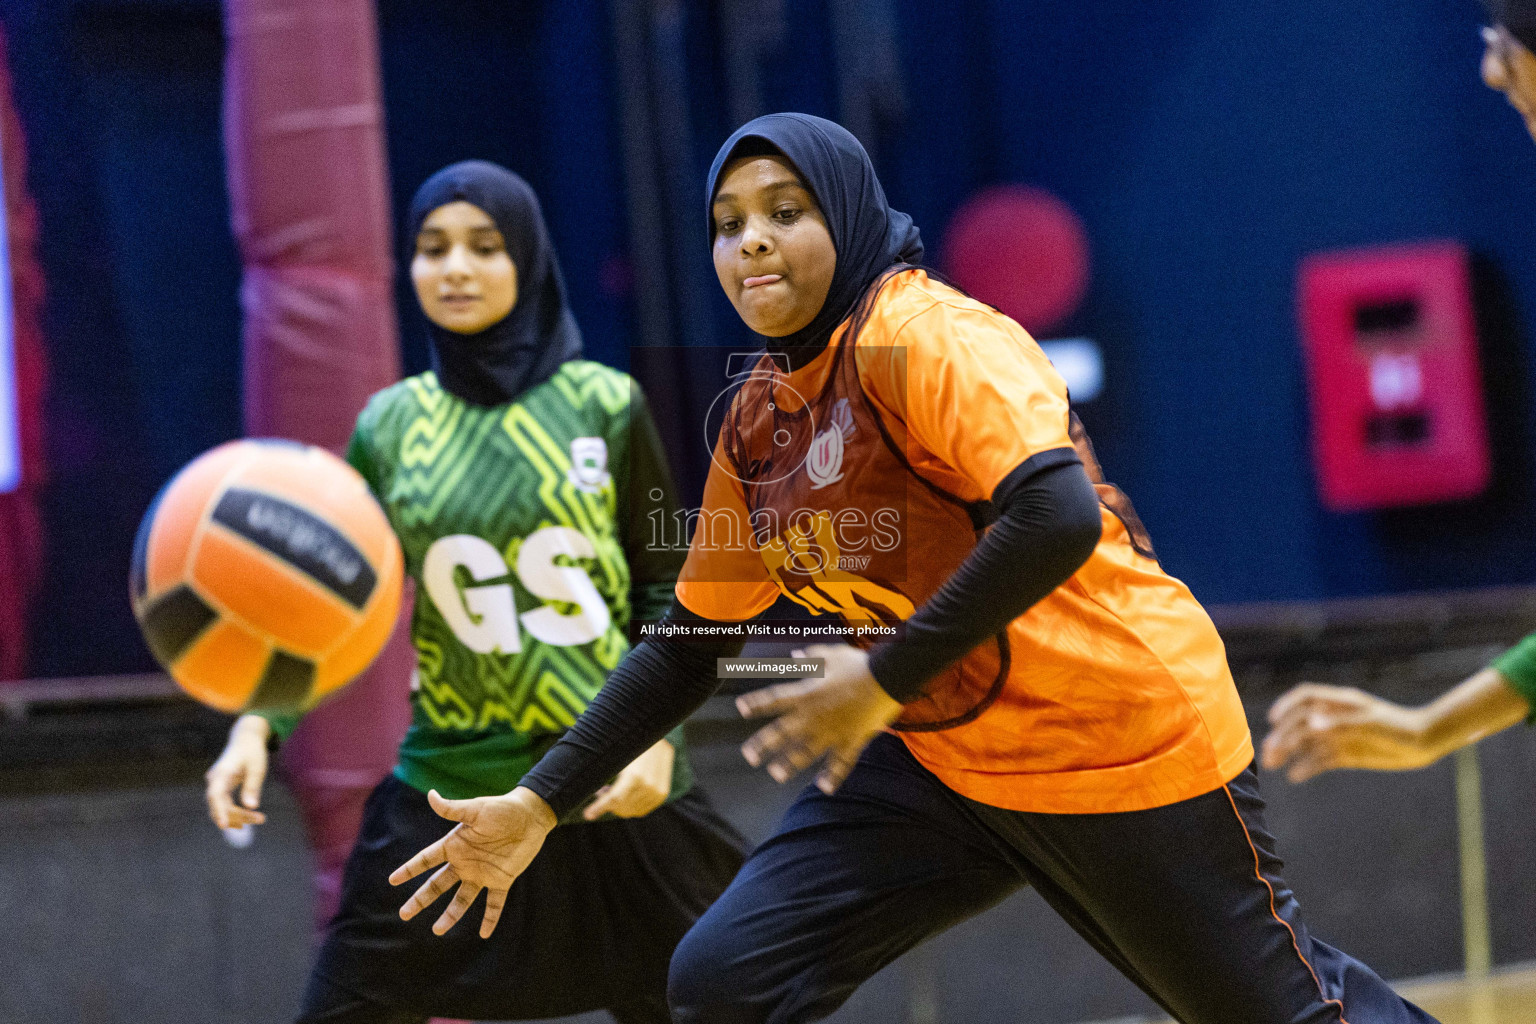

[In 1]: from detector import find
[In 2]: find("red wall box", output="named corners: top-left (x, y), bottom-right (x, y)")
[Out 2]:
top-left (1297, 241), bottom-right (1491, 511)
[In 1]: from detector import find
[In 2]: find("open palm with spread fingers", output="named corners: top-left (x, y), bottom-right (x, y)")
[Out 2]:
top-left (737, 643), bottom-right (902, 794)
top-left (390, 787), bottom-right (557, 938)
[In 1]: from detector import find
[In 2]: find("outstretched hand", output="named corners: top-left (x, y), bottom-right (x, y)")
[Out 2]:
top-left (390, 787), bottom-right (557, 939)
top-left (737, 644), bottom-right (902, 794)
top-left (1260, 683), bottom-right (1434, 783)
top-left (205, 715), bottom-right (271, 830)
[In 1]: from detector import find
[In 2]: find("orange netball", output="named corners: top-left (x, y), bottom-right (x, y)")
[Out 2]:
top-left (129, 439), bottom-right (402, 714)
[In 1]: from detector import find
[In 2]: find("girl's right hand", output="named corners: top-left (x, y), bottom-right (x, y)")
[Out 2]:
top-left (391, 786), bottom-right (558, 939)
top-left (205, 714), bottom-right (272, 829)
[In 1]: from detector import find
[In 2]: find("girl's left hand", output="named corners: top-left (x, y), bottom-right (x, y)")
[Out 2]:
top-left (1260, 683), bottom-right (1433, 782)
top-left (583, 738), bottom-right (676, 820)
top-left (737, 644), bottom-right (903, 794)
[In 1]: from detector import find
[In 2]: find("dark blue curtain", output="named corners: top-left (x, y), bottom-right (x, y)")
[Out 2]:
top-left (10, 0), bottom-right (1536, 676)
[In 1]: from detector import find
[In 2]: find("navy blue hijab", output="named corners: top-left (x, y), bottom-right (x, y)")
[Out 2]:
top-left (706, 113), bottom-right (923, 367)
top-left (407, 161), bottom-right (583, 406)
top-left (1490, 0), bottom-right (1536, 54)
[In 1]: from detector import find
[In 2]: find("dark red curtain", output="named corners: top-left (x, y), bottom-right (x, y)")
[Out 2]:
top-left (222, 0), bottom-right (413, 928)
top-left (0, 21), bottom-right (47, 683)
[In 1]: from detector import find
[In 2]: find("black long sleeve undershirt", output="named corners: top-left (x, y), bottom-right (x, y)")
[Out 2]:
top-left (520, 604), bottom-right (740, 818)
top-left (519, 456), bottom-right (1103, 818)
top-left (866, 459), bottom-right (1103, 702)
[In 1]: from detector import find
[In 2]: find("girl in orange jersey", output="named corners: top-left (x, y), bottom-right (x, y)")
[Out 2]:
top-left (391, 115), bottom-right (1437, 1024)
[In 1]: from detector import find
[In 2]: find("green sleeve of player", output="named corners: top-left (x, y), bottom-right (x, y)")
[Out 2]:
top-left (254, 413), bottom-right (382, 744)
top-left (1492, 633), bottom-right (1536, 723)
top-left (345, 408), bottom-right (384, 497)
top-left (613, 385), bottom-right (686, 624)
top-left (256, 709), bottom-right (301, 741)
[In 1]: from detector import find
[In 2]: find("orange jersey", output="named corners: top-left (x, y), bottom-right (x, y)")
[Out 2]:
top-left (677, 269), bottom-right (1252, 814)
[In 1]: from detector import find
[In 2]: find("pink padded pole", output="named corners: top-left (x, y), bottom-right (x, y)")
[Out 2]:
top-left (222, 0), bottom-right (413, 928)
top-left (0, 21), bottom-right (47, 683)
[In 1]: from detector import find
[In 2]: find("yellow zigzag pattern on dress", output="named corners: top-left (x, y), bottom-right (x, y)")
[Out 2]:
top-left (412, 637), bottom-right (477, 730)
top-left (470, 644), bottom-right (610, 732)
top-left (502, 400), bottom-right (628, 601)
top-left (502, 404), bottom-right (598, 535)
top-left (554, 361), bottom-right (631, 415)
top-left (397, 375), bottom-right (498, 529)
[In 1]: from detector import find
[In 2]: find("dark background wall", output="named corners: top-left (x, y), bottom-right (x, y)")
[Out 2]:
top-left (4, 6), bottom-right (1536, 1018)
top-left (8, 0), bottom-right (1536, 678)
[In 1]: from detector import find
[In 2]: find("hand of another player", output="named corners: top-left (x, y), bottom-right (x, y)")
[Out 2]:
top-left (205, 714), bottom-right (271, 829)
top-left (390, 786), bottom-right (557, 939)
top-left (583, 738), bottom-right (674, 820)
top-left (1260, 683), bottom-right (1433, 783)
top-left (737, 644), bottom-right (902, 794)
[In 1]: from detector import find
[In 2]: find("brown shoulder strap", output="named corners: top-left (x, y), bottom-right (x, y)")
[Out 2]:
top-left (1069, 411), bottom-right (1157, 561)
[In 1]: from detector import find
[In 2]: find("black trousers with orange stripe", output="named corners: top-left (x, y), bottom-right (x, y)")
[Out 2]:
top-left (668, 733), bottom-right (1437, 1024)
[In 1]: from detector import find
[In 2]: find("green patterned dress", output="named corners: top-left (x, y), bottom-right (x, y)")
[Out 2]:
top-left (262, 362), bottom-right (689, 808)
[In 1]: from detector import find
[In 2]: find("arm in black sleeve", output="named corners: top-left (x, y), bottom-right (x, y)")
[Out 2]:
top-left (865, 458), bottom-right (1103, 703)
top-left (519, 601), bottom-right (745, 818)
top-left (615, 389), bottom-right (688, 625)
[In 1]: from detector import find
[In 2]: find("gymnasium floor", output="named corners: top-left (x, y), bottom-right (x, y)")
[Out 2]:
top-left (1396, 965), bottom-right (1536, 1023)
top-left (1093, 962), bottom-right (1536, 1024)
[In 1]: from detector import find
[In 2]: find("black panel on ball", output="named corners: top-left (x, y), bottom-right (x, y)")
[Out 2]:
top-left (246, 650), bottom-right (315, 712)
top-left (138, 584), bottom-right (219, 667)
top-left (209, 488), bottom-right (376, 609)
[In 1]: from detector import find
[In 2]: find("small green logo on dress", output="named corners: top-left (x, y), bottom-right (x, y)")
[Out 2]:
top-left (567, 437), bottom-right (611, 493)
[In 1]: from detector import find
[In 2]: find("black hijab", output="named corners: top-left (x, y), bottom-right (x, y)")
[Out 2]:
top-left (407, 161), bottom-right (583, 406)
top-left (1489, 0), bottom-right (1536, 54)
top-left (706, 113), bottom-right (924, 368)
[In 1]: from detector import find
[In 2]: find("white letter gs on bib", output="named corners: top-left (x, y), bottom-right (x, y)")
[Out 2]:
top-left (423, 528), bottom-right (611, 654)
